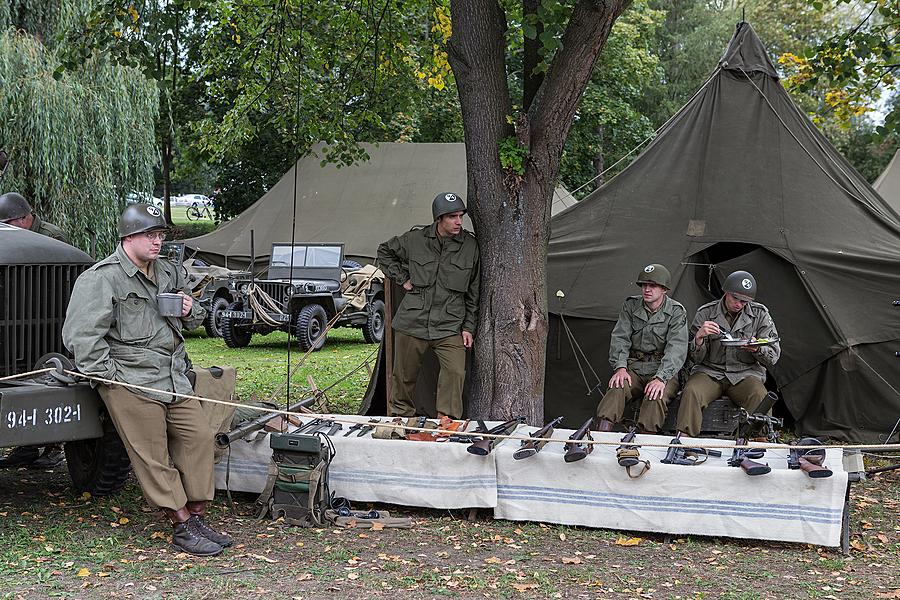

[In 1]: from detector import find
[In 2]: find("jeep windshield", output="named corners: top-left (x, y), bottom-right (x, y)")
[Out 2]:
top-left (269, 244), bottom-right (342, 268)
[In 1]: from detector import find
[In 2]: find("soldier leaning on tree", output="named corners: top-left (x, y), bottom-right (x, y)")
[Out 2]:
top-left (377, 192), bottom-right (480, 420)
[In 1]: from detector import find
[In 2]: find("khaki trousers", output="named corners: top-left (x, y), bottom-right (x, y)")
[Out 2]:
top-left (99, 385), bottom-right (215, 511)
top-left (391, 331), bottom-right (466, 419)
top-left (676, 372), bottom-right (767, 436)
top-left (595, 369), bottom-right (679, 432)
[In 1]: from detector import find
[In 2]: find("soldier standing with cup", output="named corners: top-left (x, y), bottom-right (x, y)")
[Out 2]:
top-left (62, 204), bottom-right (230, 556)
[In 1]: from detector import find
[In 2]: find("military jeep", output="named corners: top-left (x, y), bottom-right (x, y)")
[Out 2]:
top-left (160, 241), bottom-right (244, 338)
top-left (219, 243), bottom-right (385, 351)
top-left (0, 224), bottom-right (132, 495)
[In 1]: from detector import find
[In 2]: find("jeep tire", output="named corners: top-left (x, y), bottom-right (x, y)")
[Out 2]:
top-left (363, 299), bottom-right (385, 344)
top-left (203, 296), bottom-right (230, 338)
top-left (65, 414), bottom-right (132, 496)
top-left (295, 304), bottom-right (328, 352)
top-left (221, 300), bottom-right (253, 348)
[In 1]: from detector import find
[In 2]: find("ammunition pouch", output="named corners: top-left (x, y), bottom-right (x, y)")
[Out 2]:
top-left (257, 432), bottom-right (331, 528)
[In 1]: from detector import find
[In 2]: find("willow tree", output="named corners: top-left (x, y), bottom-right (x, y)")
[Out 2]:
top-left (0, 2), bottom-right (157, 254)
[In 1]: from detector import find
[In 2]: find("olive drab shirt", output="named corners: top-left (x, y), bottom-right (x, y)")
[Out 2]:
top-left (608, 295), bottom-right (688, 383)
top-left (689, 298), bottom-right (780, 384)
top-left (62, 244), bottom-right (206, 403)
top-left (377, 223), bottom-right (480, 340)
top-left (30, 215), bottom-right (70, 245)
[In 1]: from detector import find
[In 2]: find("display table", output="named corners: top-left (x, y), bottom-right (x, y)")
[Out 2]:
top-left (214, 418), bottom-right (848, 546)
top-left (493, 427), bottom-right (847, 547)
top-left (214, 417), bottom-right (498, 509)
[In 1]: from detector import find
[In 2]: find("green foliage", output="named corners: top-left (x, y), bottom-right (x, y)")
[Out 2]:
top-left (560, 0), bottom-right (663, 195)
top-left (782, 0), bottom-right (899, 135)
top-left (499, 135), bottom-right (527, 176)
top-left (0, 28), bottom-right (158, 254)
top-left (60, 1), bottom-right (457, 218)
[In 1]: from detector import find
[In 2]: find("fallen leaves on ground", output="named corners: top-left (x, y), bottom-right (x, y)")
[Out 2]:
top-left (615, 536), bottom-right (642, 546)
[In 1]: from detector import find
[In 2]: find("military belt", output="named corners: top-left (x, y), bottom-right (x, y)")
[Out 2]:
top-left (629, 350), bottom-right (664, 361)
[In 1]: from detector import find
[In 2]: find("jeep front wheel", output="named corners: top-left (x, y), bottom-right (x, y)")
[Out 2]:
top-left (65, 415), bottom-right (132, 496)
top-left (221, 300), bottom-right (253, 348)
top-left (295, 304), bottom-right (328, 352)
top-left (363, 299), bottom-right (385, 344)
top-left (203, 296), bottom-right (230, 338)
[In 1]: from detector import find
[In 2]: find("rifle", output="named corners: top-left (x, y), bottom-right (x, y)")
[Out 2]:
top-left (788, 438), bottom-right (833, 478)
top-left (616, 427), bottom-right (650, 478)
top-left (513, 416), bottom-right (564, 460)
top-left (563, 417), bottom-right (595, 463)
top-left (467, 417), bottom-right (526, 455)
top-left (215, 395), bottom-right (318, 448)
top-left (660, 432), bottom-right (723, 465)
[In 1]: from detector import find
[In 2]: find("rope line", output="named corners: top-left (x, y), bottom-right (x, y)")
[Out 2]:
top-left (2, 367), bottom-right (883, 451)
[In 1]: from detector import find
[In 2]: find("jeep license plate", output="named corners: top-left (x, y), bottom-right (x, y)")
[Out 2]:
top-left (264, 313), bottom-right (292, 323)
top-left (220, 310), bottom-right (253, 319)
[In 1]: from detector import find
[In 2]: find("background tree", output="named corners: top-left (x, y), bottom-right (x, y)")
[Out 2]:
top-left (444, 0), bottom-right (633, 422)
top-left (0, 1), bottom-right (158, 254)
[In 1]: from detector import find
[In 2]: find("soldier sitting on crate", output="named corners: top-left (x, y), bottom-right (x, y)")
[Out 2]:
top-left (595, 264), bottom-right (688, 433)
top-left (377, 192), bottom-right (480, 420)
top-left (675, 270), bottom-right (781, 437)
top-left (62, 203), bottom-right (231, 557)
top-left (0, 192), bottom-right (71, 469)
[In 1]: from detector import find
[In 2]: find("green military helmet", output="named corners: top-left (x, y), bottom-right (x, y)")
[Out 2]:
top-left (723, 270), bottom-right (756, 301)
top-left (0, 192), bottom-right (32, 222)
top-left (118, 203), bottom-right (168, 238)
top-left (431, 192), bottom-right (466, 221)
top-left (635, 263), bottom-right (672, 289)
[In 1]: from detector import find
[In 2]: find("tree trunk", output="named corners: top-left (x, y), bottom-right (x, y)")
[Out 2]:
top-left (448, 0), bottom-right (630, 424)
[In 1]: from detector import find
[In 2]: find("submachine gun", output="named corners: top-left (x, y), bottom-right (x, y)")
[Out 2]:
top-left (513, 416), bottom-right (564, 460)
top-left (660, 432), bottom-right (723, 466)
top-left (728, 409), bottom-right (783, 476)
top-left (788, 438), bottom-right (833, 478)
top-left (616, 427), bottom-right (650, 478)
top-left (563, 417), bottom-right (596, 463)
top-left (467, 417), bottom-right (526, 456)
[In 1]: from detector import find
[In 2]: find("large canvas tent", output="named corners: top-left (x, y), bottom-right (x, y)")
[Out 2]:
top-left (184, 143), bottom-right (573, 269)
top-left (873, 149), bottom-right (900, 215)
top-left (546, 22), bottom-right (900, 443)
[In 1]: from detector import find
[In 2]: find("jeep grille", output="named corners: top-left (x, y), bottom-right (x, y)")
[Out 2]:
top-left (0, 264), bottom-right (87, 377)
top-left (258, 281), bottom-right (290, 306)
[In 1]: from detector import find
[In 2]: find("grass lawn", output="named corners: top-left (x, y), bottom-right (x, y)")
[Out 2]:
top-left (184, 326), bottom-right (377, 415)
top-left (2, 322), bottom-right (899, 599)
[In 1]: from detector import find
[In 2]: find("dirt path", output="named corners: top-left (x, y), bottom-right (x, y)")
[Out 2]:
top-left (0, 465), bottom-right (896, 599)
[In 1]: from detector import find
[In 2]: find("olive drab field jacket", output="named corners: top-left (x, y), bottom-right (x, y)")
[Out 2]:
top-left (608, 295), bottom-right (688, 383)
top-left (689, 298), bottom-right (780, 384)
top-left (377, 223), bottom-right (480, 340)
top-left (62, 244), bottom-right (206, 403)
top-left (30, 215), bottom-right (70, 245)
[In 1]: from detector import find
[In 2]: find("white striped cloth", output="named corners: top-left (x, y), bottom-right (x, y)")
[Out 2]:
top-left (493, 428), bottom-right (847, 547)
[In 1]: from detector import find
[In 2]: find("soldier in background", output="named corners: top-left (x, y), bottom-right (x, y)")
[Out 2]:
top-left (0, 192), bottom-right (70, 244)
top-left (0, 191), bottom-right (71, 469)
top-left (377, 192), bottom-right (480, 420)
top-left (675, 270), bottom-right (780, 436)
top-left (595, 264), bottom-right (688, 433)
top-left (63, 204), bottom-right (230, 556)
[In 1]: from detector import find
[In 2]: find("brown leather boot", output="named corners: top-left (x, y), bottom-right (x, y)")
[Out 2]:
top-left (186, 501), bottom-right (233, 548)
top-left (596, 418), bottom-right (615, 432)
